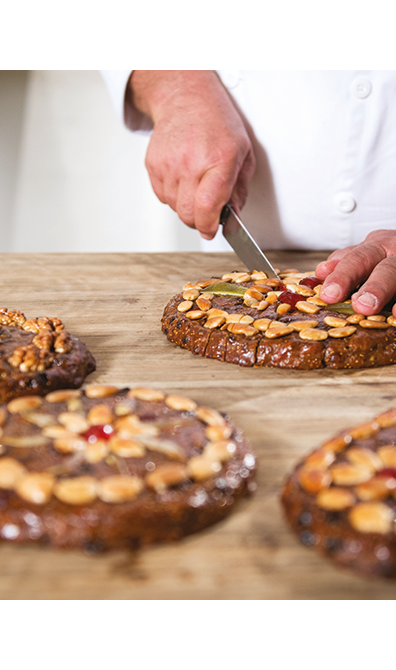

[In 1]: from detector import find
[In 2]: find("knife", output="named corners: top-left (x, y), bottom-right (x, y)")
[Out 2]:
top-left (220, 202), bottom-right (280, 279)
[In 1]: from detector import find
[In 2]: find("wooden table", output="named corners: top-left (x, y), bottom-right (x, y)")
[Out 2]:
top-left (2, 251), bottom-right (396, 600)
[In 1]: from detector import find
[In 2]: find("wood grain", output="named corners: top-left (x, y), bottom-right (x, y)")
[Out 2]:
top-left (2, 251), bottom-right (396, 599)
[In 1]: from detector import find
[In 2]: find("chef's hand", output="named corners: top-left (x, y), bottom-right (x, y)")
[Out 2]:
top-left (128, 70), bottom-right (255, 240)
top-left (316, 230), bottom-right (396, 316)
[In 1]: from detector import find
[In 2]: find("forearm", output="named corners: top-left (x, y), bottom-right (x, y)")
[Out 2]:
top-left (129, 70), bottom-right (221, 122)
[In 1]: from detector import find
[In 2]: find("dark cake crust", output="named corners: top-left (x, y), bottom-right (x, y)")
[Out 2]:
top-left (282, 408), bottom-right (396, 578)
top-left (0, 309), bottom-right (95, 402)
top-left (161, 271), bottom-right (396, 370)
top-left (0, 386), bottom-right (256, 551)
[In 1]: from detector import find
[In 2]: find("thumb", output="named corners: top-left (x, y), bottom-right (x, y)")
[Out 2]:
top-left (194, 168), bottom-right (234, 239)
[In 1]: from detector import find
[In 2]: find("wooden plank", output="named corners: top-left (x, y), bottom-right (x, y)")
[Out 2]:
top-left (1, 251), bottom-right (396, 599)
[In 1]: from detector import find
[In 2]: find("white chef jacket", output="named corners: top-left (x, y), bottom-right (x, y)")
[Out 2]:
top-left (101, 70), bottom-right (396, 252)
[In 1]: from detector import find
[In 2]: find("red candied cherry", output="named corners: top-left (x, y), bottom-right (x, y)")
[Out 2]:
top-left (299, 277), bottom-right (322, 289)
top-left (278, 290), bottom-right (301, 310)
top-left (83, 425), bottom-right (114, 443)
top-left (377, 468), bottom-right (396, 480)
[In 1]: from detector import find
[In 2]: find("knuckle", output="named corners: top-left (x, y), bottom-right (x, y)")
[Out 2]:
top-left (221, 142), bottom-right (240, 164)
top-left (214, 134), bottom-right (249, 169)
top-left (349, 246), bottom-right (373, 264)
top-left (379, 258), bottom-right (396, 283)
top-left (150, 182), bottom-right (165, 203)
top-left (234, 184), bottom-right (249, 207)
top-left (366, 228), bottom-right (396, 242)
top-left (356, 259), bottom-right (396, 305)
top-left (177, 203), bottom-right (195, 225)
top-left (145, 141), bottom-right (158, 168)
top-left (196, 177), bottom-right (229, 212)
top-left (341, 244), bottom-right (381, 270)
top-left (330, 245), bottom-right (354, 260)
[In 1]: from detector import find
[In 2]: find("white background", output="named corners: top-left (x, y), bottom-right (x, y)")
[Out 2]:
top-left (0, 69), bottom-right (207, 252)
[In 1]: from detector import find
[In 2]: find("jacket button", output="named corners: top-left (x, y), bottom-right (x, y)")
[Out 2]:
top-left (335, 193), bottom-right (356, 213)
top-left (351, 77), bottom-right (372, 99)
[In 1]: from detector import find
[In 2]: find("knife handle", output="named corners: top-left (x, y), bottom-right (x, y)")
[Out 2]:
top-left (219, 202), bottom-right (232, 226)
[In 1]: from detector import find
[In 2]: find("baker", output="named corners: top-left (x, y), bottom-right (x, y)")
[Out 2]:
top-left (102, 70), bottom-right (396, 317)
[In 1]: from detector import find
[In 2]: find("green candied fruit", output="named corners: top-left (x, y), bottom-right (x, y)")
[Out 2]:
top-left (327, 302), bottom-right (356, 315)
top-left (202, 282), bottom-right (247, 297)
top-left (328, 302), bottom-right (389, 317)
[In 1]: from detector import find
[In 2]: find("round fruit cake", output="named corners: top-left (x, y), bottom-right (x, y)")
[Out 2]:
top-left (0, 385), bottom-right (256, 551)
top-left (161, 269), bottom-right (396, 369)
top-left (282, 406), bottom-right (396, 578)
top-left (0, 308), bottom-right (95, 402)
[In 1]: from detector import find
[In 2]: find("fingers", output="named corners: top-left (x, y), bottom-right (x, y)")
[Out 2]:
top-left (351, 257), bottom-right (396, 315)
top-left (193, 154), bottom-right (255, 240)
top-left (315, 246), bottom-right (356, 280)
top-left (318, 242), bottom-right (396, 316)
top-left (158, 151), bottom-right (255, 240)
top-left (192, 146), bottom-right (256, 240)
top-left (194, 169), bottom-right (227, 240)
top-left (148, 162), bottom-right (238, 239)
top-left (320, 242), bottom-right (385, 304)
top-left (151, 166), bottom-right (234, 239)
top-left (147, 158), bottom-right (196, 226)
top-left (146, 141), bottom-right (251, 238)
top-left (194, 168), bottom-right (234, 239)
top-left (175, 177), bottom-right (199, 227)
top-left (231, 149), bottom-right (256, 212)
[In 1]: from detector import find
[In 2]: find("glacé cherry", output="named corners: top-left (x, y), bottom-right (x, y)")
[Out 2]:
top-left (83, 425), bottom-right (114, 443)
top-left (278, 290), bottom-right (301, 310)
top-left (299, 277), bottom-right (321, 289)
top-left (377, 468), bottom-right (396, 479)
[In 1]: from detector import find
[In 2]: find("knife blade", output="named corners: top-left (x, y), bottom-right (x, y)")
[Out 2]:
top-left (220, 202), bottom-right (280, 279)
